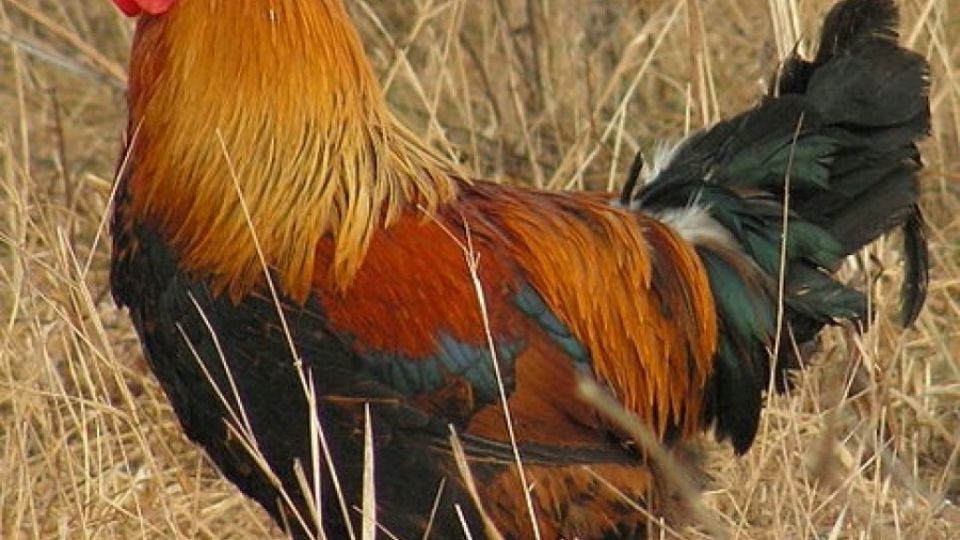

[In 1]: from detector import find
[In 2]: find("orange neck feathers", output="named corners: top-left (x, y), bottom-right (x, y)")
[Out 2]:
top-left (124, 0), bottom-right (459, 301)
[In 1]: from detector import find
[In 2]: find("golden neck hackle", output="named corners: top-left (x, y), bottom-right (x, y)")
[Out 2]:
top-left (125, 0), bottom-right (459, 301)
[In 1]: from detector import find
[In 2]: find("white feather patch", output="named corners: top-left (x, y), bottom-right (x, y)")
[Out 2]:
top-left (644, 139), bottom-right (684, 183)
top-left (653, 205), bottom-right (739, 250)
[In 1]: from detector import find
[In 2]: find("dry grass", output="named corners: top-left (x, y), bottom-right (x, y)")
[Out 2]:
top-left (1, 0), bottom-right (957, 538)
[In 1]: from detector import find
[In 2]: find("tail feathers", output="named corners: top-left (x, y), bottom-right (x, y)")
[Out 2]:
top-left (633, 0), bottom-right (930, 452)
top-left (777, 0), bottom-right (930, 324)
top-left (901, 212), bottom-right (929, 325)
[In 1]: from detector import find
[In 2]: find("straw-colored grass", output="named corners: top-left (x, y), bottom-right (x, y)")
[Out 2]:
top-left (1, 0), bottom-right (956, 538)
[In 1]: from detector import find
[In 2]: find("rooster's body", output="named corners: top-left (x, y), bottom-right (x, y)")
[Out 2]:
top-left (110, 0), bottom-right (929, 538)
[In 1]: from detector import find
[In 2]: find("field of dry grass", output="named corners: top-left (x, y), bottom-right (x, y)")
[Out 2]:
top-left (1, 0), bottom-right (957, 538)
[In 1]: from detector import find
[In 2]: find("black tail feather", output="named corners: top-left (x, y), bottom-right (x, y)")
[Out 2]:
top-left (901, 210), bottom-right (929, 326)
top-left (633, 0), bottom-right (930, 452)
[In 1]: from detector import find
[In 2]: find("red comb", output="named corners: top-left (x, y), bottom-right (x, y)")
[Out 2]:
top-left (113, 0), bottom-right (142, 16)
top-left (112, 0), bottom-right (175, 17)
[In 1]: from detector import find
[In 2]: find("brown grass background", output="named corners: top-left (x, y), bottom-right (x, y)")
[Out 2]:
top-left (1, 0), bottom-right (957, 538)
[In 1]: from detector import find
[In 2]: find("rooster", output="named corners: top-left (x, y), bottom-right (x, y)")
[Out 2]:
top-left (110, 0), bottom-right (929, 538)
